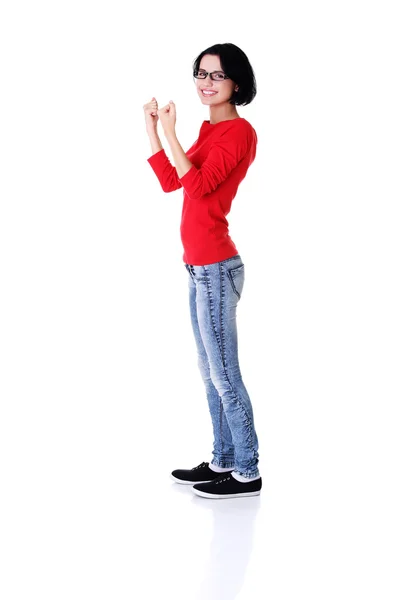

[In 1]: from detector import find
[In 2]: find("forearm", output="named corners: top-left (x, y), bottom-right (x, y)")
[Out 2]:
top-left (165, 131), bottom-right (193, 179)
top-left (147, 128), bottom-right (163, 155)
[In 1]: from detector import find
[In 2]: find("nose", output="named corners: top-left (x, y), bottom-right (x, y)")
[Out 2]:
top-left (197, 72), bottom-right (216, 91)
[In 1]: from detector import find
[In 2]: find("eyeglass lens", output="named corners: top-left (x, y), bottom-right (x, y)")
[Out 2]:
top-left (194, 70), bottom-right (226, 81)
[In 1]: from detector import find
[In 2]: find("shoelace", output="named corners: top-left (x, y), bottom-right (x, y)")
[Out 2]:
top-left (213, 473), bottom-right (231, 485)
top-left (192, 461), bottom-right (207, 471)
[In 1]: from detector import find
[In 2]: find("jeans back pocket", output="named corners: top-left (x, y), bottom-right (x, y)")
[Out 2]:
top-left (227, 263), bottom-right (245, 300)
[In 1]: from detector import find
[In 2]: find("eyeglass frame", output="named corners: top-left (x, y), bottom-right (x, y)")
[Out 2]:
top-left (193, 69), bottom-right (231, 81)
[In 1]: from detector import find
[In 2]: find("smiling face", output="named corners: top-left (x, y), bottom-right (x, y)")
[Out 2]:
top-left (195, 54), bottom-right (238, 106)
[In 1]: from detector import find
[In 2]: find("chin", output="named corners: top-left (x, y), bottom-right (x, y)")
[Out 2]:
top-left (199, 96), bottom-right (219, 105)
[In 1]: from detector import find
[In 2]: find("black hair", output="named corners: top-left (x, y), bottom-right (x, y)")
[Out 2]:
top-left (192, 43), bottom-right (257, 106)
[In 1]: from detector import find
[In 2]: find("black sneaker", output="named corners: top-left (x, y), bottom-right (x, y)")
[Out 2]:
top-left (170, 461), bottom-right (233, 485)
top-left (192, 472), bottom-right (262, 499)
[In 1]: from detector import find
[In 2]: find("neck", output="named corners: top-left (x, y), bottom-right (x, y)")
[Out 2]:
top-left (209, 103), bottom-right (240, 125)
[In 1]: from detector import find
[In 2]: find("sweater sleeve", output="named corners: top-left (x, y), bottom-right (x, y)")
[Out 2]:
top-left (177, 122), bottom-right (252, 200)
top-left (147, 149), bottom-right (183, 193)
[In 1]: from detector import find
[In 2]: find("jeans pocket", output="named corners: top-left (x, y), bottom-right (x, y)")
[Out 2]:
top-left (227, 263), bottom-right (245, 300)
top-left (185, 263), bottom-right (193, 281)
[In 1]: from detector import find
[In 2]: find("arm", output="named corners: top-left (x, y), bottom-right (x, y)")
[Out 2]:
top-left (164, 131), bottom-right (195, 179)
top-left (175, 123), bottom-right (253, 200)
top-left (147, 129), bottom-right (195, 193)
top-left (147, 128), bottom-right (183, 193)
top-left (148, 128), bottom-right (163, 155)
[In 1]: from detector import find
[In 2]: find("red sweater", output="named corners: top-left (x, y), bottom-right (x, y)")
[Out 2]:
top-left (147, 117), bottom-right (257, 265)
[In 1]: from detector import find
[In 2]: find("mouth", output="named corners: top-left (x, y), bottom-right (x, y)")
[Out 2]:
top-left (201, 89), bottom-right (218, 97)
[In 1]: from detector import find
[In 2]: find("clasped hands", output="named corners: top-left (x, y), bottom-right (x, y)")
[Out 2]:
top-left (151, 97), bottom-right (176, 137)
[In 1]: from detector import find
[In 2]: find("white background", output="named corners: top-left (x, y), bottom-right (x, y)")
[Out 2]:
top-left (1, 1), bottom-right (399, 598)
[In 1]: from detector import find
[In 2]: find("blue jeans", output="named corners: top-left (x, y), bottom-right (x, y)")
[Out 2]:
top-left (184, 254), bottom-right (260, 479)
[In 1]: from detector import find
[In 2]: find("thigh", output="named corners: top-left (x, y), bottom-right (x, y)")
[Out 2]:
top-left (187, 255), bottom-right (245, 376)
top-left (185, 263), bottom-right (210, 375)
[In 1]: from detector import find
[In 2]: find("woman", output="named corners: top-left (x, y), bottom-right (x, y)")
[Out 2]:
top-left (144, 43), bottom-right (261, 499)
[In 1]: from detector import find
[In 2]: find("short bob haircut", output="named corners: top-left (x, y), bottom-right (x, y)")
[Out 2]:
top-left (192, 43), bottom-right (257, 106)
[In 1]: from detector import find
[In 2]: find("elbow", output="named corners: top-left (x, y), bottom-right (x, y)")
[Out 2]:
top-left (162, 185), bottom-right (182, 194)
top-left (161, 184), bottom-right (181, 193)
top-left (160, 180), bottom-right (174, 192)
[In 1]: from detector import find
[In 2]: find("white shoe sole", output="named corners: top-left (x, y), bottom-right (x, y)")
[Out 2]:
top-left (170, 474), bottom-right (214, 485)
top-left (191, 488), bottom-right (261, 499)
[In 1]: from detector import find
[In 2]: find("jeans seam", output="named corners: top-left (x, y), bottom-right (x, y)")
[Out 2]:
top-left (203, 264), bottom-right (254, 456)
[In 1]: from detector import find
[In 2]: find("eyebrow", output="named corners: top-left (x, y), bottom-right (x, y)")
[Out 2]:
top-left (198, 69), bottom-right (224, 72)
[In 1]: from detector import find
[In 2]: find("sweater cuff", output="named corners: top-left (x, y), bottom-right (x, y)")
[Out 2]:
top-left (147, 148), bottom-right (166, 166)
top-left (178, 164), bottom-right (197, 186)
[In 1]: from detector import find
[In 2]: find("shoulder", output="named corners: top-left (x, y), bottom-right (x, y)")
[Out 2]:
top-left (220, 118), bottom-right (257, 147)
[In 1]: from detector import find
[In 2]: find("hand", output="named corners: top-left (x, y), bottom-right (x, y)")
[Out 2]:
top-left (143, 97), bottom-right (159, 132)
top-left (157, 100), bottom-right (176, 137)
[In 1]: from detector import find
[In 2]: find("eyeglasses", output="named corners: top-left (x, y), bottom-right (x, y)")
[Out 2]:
top-left (193, 69), bottom-right (230, 81)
